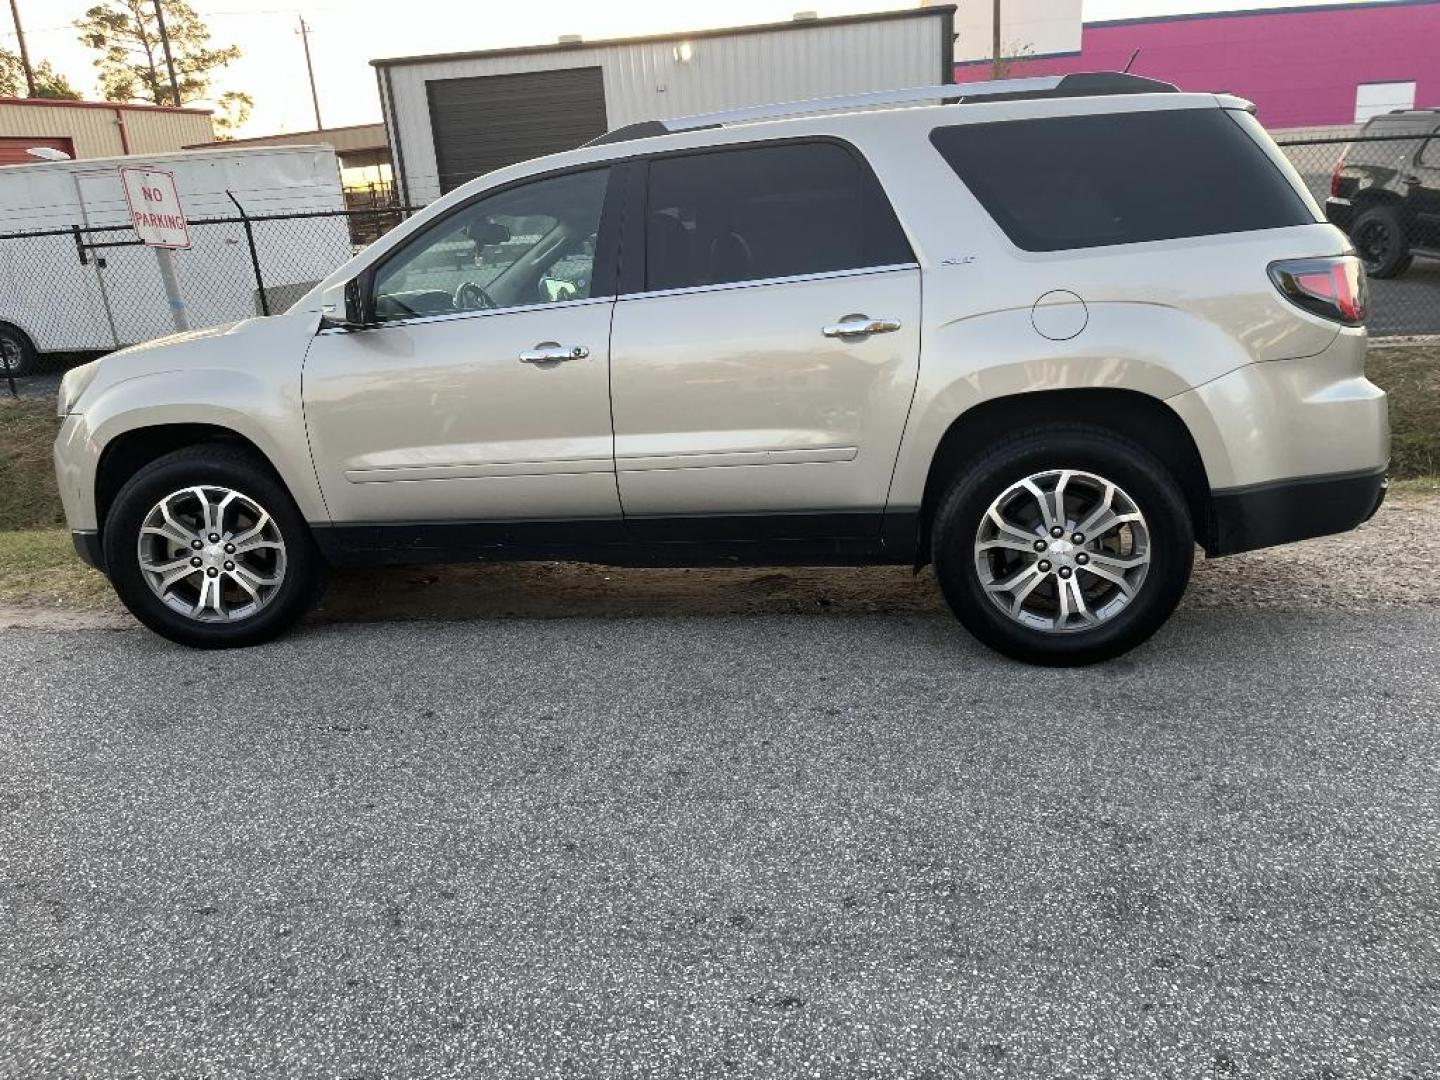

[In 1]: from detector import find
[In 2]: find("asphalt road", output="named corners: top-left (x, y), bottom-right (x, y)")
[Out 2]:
top-left (3, 609), bottom-right (1438, 1078)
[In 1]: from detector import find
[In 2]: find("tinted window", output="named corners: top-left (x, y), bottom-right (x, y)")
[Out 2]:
top-left (1362, 115), bottom-right (1437, 138)
top-left (930, 109), bottom-right (1314, 252)
top-left (644, 142), bottom-right (912, 291)
top-left (372, 168), bottom-right (608, 321)
top-left (1419, 132), bottom-right (1440, 169)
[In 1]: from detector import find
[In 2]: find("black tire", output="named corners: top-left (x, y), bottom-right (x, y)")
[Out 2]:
top-left (0, 322), bottom-right (37, 379)
top-left (1350, 205), bottom-right (1413, 279)
top-left (103, 444), bottom-right (326, 648)
top-left (931, 426), bottom-right (1194, 666)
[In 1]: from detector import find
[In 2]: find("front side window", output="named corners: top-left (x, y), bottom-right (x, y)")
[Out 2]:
top-left (371, 167), bottom-right (609, 322)
top-left (643, 142), bottom-right (912, 292)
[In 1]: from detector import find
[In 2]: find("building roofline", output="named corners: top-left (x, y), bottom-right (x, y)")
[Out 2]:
top-left (182, 122), bottom-right (385, 149)
top-left (0, 96), bottom-right (212, 115)
top-left (371, 5), bottom-right (956, 68)
top-left (1089, 0), bottom-right (1440, 30)
top-left (955, 48), bottom-right (1083, 68)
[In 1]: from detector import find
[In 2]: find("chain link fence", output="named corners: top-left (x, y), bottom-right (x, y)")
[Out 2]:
top-left (1278, 132), bottom-right (1440, 338)
top-left (3, 136), bottom-right (1437, 396)
top-left (0, 204), bottom-right (419, 392)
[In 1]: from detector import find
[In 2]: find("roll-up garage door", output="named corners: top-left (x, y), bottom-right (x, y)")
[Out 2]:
top-left (425, 67), bottom-right (608, 194)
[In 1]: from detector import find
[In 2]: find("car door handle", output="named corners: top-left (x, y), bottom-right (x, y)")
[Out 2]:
top-left (1402, 174), bottom-right (1421, 185)
top-left (519, 342), bottom-right (589, 364)
top-left (822, 315), bottom-right (902, 339)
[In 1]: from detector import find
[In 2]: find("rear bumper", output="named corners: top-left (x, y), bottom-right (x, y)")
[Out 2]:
top-left (1324, 197), bottom-right (1355, 231)
top-left (1206, 467), bottom-right (1386, 556)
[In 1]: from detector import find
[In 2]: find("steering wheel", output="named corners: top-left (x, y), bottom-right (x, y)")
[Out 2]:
top-left (454, 281), bottom-right (499, 311)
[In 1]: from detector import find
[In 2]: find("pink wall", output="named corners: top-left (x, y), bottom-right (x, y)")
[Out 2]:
top-left (955, 0), bottom-right (1440, 129)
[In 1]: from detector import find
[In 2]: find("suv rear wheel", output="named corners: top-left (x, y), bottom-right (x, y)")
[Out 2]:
top-left (103, 445), bottom-right (326, 648)
top-left (932, 427), bottom-right (1194, 665)
top-left (1351, 204), bottom-right (1413, 279)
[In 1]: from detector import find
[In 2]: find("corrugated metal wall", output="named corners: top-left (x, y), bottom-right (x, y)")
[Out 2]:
top-left (117, 109), bottom-right (215, 154)
top-left (381, 13), bottom-right (948, 205)
top-left (0, 103), bottom-right (214, 159)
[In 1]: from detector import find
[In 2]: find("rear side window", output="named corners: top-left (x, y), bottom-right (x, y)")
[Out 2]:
top-left (930, 109), bottom-right (1314, 252)
top-left (1419, 131), bottom-right (1440, 168)
top-left (643, 141), bottom-right (912, 292)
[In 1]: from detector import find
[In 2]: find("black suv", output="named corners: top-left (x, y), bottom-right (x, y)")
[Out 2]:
top-left (1326, 109), bottom-right (1440, 278)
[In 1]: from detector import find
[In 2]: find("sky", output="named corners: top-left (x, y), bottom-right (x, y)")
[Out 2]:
top-left (0, 0), bottom-right (1401, 137)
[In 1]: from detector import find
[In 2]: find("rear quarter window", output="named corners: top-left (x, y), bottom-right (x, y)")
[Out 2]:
top-left (930, 108), bottom-right (1315, 252)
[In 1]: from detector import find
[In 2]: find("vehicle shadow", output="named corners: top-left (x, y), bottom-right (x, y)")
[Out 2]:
top-left (312, 563), bottom-right (947, 622)
top-left (308, 491), bottom-right (1438, 624)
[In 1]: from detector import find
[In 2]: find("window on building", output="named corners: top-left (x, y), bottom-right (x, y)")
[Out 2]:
top-left (1354, 81), bottom-right (1417, 124)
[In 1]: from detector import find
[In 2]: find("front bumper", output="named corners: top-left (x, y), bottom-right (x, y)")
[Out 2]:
top-left (72, 530), bottom-right (105, 571)
top-left (1206, 468), bottom-right (1386, 556)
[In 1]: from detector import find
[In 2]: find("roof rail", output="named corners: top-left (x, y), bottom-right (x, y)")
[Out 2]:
top-left (586, 71), bottom-right (1179, 147)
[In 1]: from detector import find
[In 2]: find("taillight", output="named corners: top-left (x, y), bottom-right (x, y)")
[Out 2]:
top-left (1268, 256), bottom-right (1368, 326)
top-left (1329, 157), bottom-right (1345, 197)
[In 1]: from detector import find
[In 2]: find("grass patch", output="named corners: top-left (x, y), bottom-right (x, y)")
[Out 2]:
top-left (0, 529), bottom-right (113, 607)
top-left (1367, 346), bottom-right (1440, 479)
top-left (0, 397), bottom-right (63, 531)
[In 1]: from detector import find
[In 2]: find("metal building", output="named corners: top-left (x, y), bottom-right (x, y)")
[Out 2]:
top-left (372, 5), bottom-right (956, 206)
top-left (0, 97), bottom-right (215, 166)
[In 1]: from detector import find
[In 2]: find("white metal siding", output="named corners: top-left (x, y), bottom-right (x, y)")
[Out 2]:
top-left (382, 15), bottom-right (946, 205)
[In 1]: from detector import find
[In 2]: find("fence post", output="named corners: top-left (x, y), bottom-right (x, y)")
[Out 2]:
top-left (227, 190), bottom-right (270, 316)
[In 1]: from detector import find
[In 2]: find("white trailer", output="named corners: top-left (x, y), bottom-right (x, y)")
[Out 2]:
top-left (0, 144), bottom-right (350, 361)
top-left (374, 5), bottom-right (957, 206)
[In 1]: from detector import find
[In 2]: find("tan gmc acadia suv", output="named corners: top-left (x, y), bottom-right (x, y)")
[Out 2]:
top-left (52, 73), bottom-right (1390, 664)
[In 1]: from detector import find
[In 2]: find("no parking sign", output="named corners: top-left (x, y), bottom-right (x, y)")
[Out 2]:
top-left (120, 167), bottom-right (191, 249)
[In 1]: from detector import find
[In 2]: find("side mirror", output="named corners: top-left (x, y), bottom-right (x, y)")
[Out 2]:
top-left (318, 276), bottom-right (368, 330)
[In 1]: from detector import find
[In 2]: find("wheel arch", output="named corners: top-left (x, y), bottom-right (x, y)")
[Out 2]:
top-left (0, 318), bottom-right (38, 347)
top-left (0, 319), bottom-right (39, 372)
top-left (95, 424), bottom-right (290, 540)
top-left (913, 388), bottom-right (1212, 564)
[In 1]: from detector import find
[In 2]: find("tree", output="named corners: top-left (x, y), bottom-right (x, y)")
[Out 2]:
top-left (212, 89), bottom-right (253, 139)
top-left (74, 0), bottom-right (245, 118)
top-left (1, 48), bottom-right (83, 99)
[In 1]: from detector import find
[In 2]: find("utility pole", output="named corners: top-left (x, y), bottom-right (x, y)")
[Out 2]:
top-left (7, 0), bottom-right (36, 97)
top-left (297, 16), bottom-right (322, 130)
top-left (992, 0), bottom-right (1002, 77)
top-left (152, 0), bottom-right (182, 106)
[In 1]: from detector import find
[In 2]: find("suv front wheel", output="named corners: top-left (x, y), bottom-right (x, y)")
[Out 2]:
top-left (104, 445), bottom-right (326, 648)
top-left (932, 427), bottom-right (1194, 665)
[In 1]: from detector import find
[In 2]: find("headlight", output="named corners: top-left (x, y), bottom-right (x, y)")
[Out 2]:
top-left (57, 360), bottom-right (101, 417)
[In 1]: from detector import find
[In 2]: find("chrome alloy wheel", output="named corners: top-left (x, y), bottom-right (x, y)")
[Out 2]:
top-left (974, 469), bottom-right (1151, 634)
top-left (136, 486), bottom-right (288, 623)
top-left (0, 334), bottom-right (19, 372)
